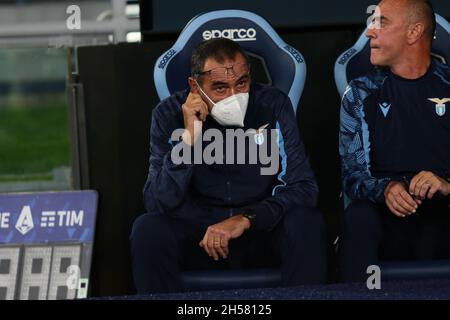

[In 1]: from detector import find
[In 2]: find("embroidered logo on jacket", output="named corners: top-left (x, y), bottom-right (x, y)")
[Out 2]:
top-left (378, 102), bottom-right (391, 118)
top-left (247, 123), bottom-right (269, 145)
top-left (428, 98), bottom-right (450, 116)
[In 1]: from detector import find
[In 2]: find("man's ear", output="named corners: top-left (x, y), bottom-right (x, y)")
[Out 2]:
top-left (407, 22), bottom-right (425, 45)
top-left (188, 77), bottom-right (199, 94)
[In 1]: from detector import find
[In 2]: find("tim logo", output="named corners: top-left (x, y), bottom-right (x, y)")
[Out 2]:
top-left (202, 28), bottom-right (257, 42)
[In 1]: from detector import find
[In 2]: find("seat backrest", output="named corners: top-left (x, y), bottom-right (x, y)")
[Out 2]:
top-left (154, 9), bottom-right (306, 114)
top-left (334, 14), bottom-right (450, 97)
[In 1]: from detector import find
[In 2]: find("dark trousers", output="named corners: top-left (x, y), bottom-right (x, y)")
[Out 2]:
top-left (130, 206), bottom-right (326, 294)
top-left (338, 199), bottom-right (450, 282)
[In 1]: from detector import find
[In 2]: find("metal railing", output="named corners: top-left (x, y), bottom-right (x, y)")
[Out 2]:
top-left (0, 0), bottom-right (140, 47)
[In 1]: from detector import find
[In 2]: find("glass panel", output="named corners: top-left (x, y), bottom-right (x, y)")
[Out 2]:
top-left (0, 47), bottom-right (72, 192)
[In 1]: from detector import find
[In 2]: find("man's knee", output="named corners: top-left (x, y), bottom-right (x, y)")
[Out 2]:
top-left (130, 214), bottom-right (176, 251)
top-left (338, 200), bottom-right (383, 282)
top-left (342, 200), bottom-right (381, 232)
top-left (281, 206), bottom-right (325, 245)
top-left (339, 199), bottom-right (382, 263)
top-left (279, 207), bottom-right (327, 284)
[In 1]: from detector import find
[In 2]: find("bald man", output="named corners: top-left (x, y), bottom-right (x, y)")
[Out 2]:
top-left (338, 0), bottom-right (450, 282)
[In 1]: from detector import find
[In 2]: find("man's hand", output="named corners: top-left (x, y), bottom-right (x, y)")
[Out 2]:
top-left (199, 214), bottom-right (251, 261)
top-left (409, 171), bottom-right (450, 201)
top-left (181, 92), bottom-right (209, 145)
top-left (384, 181), bottom-right (420, 218)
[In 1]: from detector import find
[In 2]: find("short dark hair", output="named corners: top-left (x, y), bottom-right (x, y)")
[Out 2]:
top-left (191, 38), bottom-right (249, 78)
top-left (407, 0), bottom-right (436, 43)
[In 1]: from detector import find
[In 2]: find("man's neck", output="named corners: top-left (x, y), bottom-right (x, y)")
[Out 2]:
top-left (390, 53), bottom-right (431, 80)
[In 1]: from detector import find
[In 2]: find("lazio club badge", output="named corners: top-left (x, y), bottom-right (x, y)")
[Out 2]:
top-left (248, 123), bottom-right (269, 146)
top-left (428, 98), bottom-right (450, 117)
top-left (254, 132), bottom-right (264, 145)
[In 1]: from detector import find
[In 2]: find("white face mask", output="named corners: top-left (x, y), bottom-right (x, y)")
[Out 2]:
top-left (196, 82), bottom-right (249, 127)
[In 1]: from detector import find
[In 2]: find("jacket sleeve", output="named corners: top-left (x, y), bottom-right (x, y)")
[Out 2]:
top-left (339, 84), bottom-right (391, 204)
top-left (143, 104), bottom-right (194, 215)
top-left (250, 95), bottom-right (319, 232)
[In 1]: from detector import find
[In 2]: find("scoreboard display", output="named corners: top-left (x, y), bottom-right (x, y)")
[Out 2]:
top-left (0, 191), bottom-right (97, 300)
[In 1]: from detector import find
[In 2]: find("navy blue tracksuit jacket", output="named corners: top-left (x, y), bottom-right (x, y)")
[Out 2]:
top-left (340, 60), bottom-right (450, 204)
top-left (143, 83), bottom-right (318, 232)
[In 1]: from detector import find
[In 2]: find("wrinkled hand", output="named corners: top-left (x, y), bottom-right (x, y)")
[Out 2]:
top-left (409, 171), bottom-right (450, 201)
top-left (199, 215), bottom-right (251, 261)
top-left (181, 92), bottom-right (209, 145)
top-left (384, 181), bottom-right (420, 218)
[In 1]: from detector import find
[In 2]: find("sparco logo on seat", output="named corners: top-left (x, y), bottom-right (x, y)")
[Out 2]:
top-left (202, 28), bottom-right (257, 41)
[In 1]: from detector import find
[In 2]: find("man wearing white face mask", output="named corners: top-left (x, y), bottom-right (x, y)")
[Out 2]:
top-left (130, 38), bottom-right (326, 294)
top-left (196, 82), bottom-right (249, 127)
